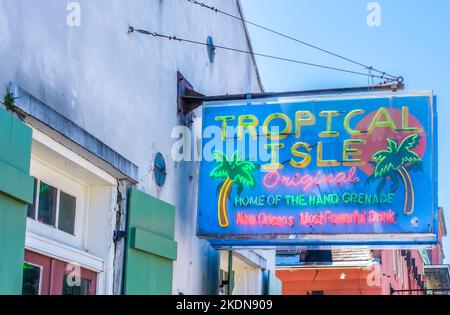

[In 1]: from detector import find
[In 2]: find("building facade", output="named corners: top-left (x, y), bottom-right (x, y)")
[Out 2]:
top-left (276, 248), bottom-right (428, 295)
top-left (0, 0), bottom-right (280, 295)
top-left (424, 208), bottom-right (450, 294)
top-left (275, 208), bottom-right (448, 295)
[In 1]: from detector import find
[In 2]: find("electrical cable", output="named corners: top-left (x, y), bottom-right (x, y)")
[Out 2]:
top-left (128, 27), bottom-right (399, 83)
top-left (186, 0), bottom-right (402, 83)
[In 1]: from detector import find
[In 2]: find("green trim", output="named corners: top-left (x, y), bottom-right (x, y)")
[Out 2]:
top-left (0, 109), bottom-right (32, 173)
top-left (0, 160), bottom-right (34, 204)
top-left (0, 108), bottom-right (33, 204)
top-left (124, 188), bottom-right (177, 295)
top-left (128, 187), bottom-right (176, 239)
top-left (0, 108), bottom-right (33, 295)
top-left (130, 227), bottom-right (177, 261)
top-left (0, 193), bottom-right (28, 294)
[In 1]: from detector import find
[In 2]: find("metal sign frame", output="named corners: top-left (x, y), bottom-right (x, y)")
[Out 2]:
top-left (197, 90), bottom-right (438, 248)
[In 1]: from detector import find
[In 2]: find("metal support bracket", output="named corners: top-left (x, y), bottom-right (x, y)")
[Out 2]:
top-left (177, 70), bottom-right (404, 126)
top-left (177, 72), bottom-right (206, 125)
top-left (113, 230), bottom-right (127, 242)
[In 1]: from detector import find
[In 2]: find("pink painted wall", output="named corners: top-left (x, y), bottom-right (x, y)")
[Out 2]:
top-left (377, 250), bottom-right (425, 295)
top-left (430, 208), bottom-right (447, 265)
top-left (276, 268), bottom-right (381, 295)
top-left (276, 250), bottom-right (426, 295)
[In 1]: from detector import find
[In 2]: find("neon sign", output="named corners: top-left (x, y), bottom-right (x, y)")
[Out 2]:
top-left (197, 92), bottom-right (438, 246)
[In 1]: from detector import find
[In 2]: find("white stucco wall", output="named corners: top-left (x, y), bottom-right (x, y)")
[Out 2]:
top-left (0, 0), bottom-right (274, 294)
top-left (220, 251), bottom-right (265, 295)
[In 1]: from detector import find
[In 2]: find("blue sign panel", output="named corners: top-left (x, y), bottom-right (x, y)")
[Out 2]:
top-left (197, 92), bottom-right (438, 246)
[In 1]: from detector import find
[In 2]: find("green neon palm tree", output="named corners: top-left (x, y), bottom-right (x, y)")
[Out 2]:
top-left (210, 151), bottom-right (258, 228)
top-left (371, 134), bottom-right (423, 216)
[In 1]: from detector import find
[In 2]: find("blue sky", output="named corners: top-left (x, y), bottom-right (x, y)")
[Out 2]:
top-left (241, 0), bottom-right (450, 262)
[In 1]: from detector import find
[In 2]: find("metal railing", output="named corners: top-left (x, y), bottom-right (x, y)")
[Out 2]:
top-left (390, 287), bottom-right (450, 295)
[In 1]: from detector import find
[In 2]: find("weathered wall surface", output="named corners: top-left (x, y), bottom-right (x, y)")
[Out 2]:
top-left (0, 0), bottom-right (266, 294)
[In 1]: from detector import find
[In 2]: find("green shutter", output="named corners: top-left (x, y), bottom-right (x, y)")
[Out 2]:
top-left (0, 108), bottom-right (34, 295)
top-left (124, 188), bottom-right (177, 295)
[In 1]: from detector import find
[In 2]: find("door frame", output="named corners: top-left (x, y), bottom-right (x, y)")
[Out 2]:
top-left (23, 250), bottom-right (98, 295)
top-left (24, 251), bottom-right (51, 295)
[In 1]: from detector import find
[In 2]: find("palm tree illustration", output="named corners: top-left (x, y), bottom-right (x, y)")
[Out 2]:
top-left (371, 134), bottom-right (423, 216)
top-left (210, 151), bottom-right (258, 228)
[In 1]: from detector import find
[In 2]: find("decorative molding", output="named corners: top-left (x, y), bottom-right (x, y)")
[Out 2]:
top-left (0, 160), bottom-right (34, 204)
top-left (11, 84), bottom-right (139, 183)
top-left (234, 250), bottom-right (268, 270)
top-left (32, 128), bottom-right (117, 186)
top-left (25, 232), bottom-right (104, 273)
top-left (130, 227), bottom-right (177, 261)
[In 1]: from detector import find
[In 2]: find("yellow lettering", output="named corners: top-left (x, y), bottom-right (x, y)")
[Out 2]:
top-left (296, 111), bottom-right (316, 139)
top-left (290, 142), bottom-right (312, 168)
top-left (238, 115), bottom-right (259, 140)
top-left (401, 106), bottom-right (420, 132)
top-left (344, 109), bottom-right (366, 135)
top-left (343, 139), bottom-right (366, 167)
top-left (317, 141), bottom-right (340, 167)
top-left (263, 113), bottom-right (292, 140)
top-left (319, 111), bottom-right (341, 138)
top-left (215, 116), bottom-right (235, 141)
top-left (263, 143), bottom-right (285, 171)
top-left (368, 107), bottom-right (397, 134)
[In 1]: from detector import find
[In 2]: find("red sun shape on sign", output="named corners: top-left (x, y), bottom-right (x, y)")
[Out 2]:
top-left (352, 108), bottom-right (427, 176)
